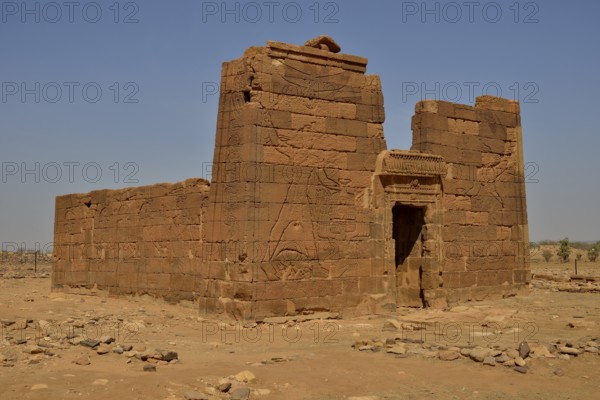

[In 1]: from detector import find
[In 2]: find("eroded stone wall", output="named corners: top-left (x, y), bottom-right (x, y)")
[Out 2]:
top-left (200, 41), bottom-right (388, 319)
top-left (411, 96), bottom-right (529, 304)
top-left (52, 178), bottom-right (209, 302)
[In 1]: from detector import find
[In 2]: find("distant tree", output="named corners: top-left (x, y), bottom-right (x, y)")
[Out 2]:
top-left (542, 249), bottom-right (553, 262)
top-left (589, 247), bottom-right (599, 262)
top-left (557, 238), bottom-right (571, 263)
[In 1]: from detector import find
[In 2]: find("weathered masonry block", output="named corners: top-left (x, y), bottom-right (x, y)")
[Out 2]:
top-left (52, 36), bottom-right (530, 319)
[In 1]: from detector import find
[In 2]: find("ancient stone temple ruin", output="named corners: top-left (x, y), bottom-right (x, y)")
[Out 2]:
top-left (52, 36), bottom-right (530, 319)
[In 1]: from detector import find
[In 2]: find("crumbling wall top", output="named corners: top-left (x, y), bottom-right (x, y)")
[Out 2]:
top-left (262, 38), bottom-right (368, 73)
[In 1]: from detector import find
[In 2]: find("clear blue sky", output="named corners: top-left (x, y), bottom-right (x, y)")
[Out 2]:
top-left (1, 0), bottom-right (599, 249)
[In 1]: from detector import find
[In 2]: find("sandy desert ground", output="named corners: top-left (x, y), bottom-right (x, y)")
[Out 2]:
top-left (1, 254), bottom-right (599, 400)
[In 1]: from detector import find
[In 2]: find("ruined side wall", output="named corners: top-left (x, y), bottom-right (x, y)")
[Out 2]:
top-left (411, 96), bottom-right (529, 304)
top-left (201, 41), bottom-right (387, 319)
top-left (52, 178), bottom-right (209, 302)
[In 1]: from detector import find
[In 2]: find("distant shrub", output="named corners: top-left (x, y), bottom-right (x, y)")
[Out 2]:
top-left (542, 249), bottom-right (553, 262)
top-left (557, 238), bottom-right (571, 263)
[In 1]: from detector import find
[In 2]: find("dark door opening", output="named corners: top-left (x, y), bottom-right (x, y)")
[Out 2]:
top-left (392, 204), bottom-right (425, 307)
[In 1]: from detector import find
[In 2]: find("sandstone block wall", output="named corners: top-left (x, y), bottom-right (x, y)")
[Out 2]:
top-left (411, 96), bottom-right (529, 304)
top-left (201, 41), bottom-right (387, 319)
top-left (52, 178), bottom-right (209, 302)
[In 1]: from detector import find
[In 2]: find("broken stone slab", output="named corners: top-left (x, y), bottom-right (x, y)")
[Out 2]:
top-left (558, 347), bottom-right (581, 355)
top-left (24, 346), bottom-right (44, 355)
top-left (184, 391), bottom-right (209, 400)
top-left (386, 346), bottom-right (406, 355)
top-left (303, 35), bottom-right (341, 53)
top-left (230, 387), bottom-right (251, 400)
top-left (514, 366), bottom-right (529, 374)
top-left (438, 350), bottom-right (459, 361)
top-left (80, 339), bottom-right (100, 349)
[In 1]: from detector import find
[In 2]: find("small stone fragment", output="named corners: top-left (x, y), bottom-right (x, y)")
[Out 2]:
top-left (514, 366), bottom-right (529, 374)
top-left (235, 370), bottom-right (256, 383)
top-left (495, 354), bottom-right (511, 363)
top-left (483, 357), bottom-right (496, 366)
top-left (438, 350), bottom-right (459, 361)
top-left (99, 335), bottom-right (115, 344)
top-left (159, 350), bottom-right (178, 362)
top-left (518, 341), bottom-right (531, 358)
top-left (217, 382), bottom-right (232, 393)
top-left (382, 321), bottom-right (398, 332)
top-left (143, 364), bottom-right (156, 372)
top-left (74, 356), bottom-right (90, 366)
top-left (469, 347), bottom-right (490, 362)
top-left (506, 349), bottom-right (519, 359)
top-left (514, 357), bottom-right (526, 367)
top-left (230, 387), bottom-right (251, 400)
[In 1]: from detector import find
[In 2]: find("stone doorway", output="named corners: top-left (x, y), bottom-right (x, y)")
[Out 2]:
top-left (392, 204), bottom-right (425, 307)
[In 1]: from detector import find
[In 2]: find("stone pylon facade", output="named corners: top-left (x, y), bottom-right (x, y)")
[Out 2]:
top-left (52, 37), bottom-right (530, 320)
